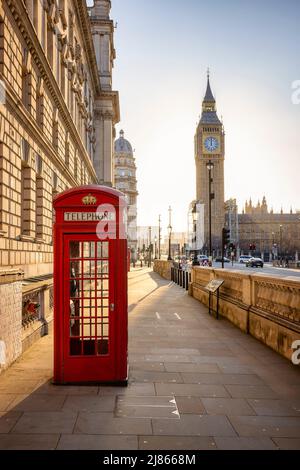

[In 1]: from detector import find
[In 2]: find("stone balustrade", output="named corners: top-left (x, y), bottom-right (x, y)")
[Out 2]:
top-left (153, 261), bottom-right (300, 362)
top-left (153, 259), bottom-right (173, 280)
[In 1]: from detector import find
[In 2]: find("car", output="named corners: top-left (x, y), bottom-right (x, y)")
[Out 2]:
top-left (239, 255), bottom-right (253, 264)
top-left (246, 257), bottom-right (264, 268)
top-left (197, 255), bottom-right (209, 262)
top-left (215, 257), bottom-right (230, 263)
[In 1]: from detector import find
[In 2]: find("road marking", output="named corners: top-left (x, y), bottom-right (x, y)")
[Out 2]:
top-left (155, 312), bottom-right (161, 320)
top-left (174, 313), bottom-right (181, 320)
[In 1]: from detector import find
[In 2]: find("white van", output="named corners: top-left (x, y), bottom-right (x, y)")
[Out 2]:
top-left (239, 255), bottom-right (253, 264)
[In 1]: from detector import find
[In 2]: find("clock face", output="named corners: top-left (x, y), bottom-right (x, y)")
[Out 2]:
top-left (204, 136), bottom-right (219, 152)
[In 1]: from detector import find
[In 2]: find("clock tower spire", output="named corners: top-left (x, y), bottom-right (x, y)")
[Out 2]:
top-left (194, 73), bottom-right (225, 253)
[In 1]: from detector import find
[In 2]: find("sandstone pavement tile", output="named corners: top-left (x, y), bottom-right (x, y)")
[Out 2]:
top-left (0, 379), bottom-right (41, 395)
top-left (202, 398), bottom-right (256, 416)
top-left (57, 434), bottom-right (138, 450)
top-left (139, 436), bottom-right (216, 450)
top-left (218, 364), bottom-right (256, 375)
top-left (144, 355), bottom-right (191, 363)
top-left (181, 373), bottom-right (264, 385)
top-left (12, 411), bottom-right (77, 434)
top-left (214, 437), bottom-right (277, 450)
top-left (228, 416), bottom-right (300, 438)
top-left (152, 415), bottom-right (237, 437)
top-left (99, 383), bottom-right (155, 396)
top-left (7, 394), bottom-right (66, 412)
top-left (0, 434), bottom-right (60, 450)
top-left (74, 412), bottom-right (152, 435)
top-left (225, 384), bottom-right (279, 399)
top-left (190, 356), bottom-right (245, 366)
top-left (268, 383), bottom-right (300, 400)
top-left (247, 399), bottom-right (300, 417)
top-left (130, 371), bottom-right (182, 383)
top-left (175, 396), bottom-right (206, 414)
top-left (0, 411), bottom-right (22, 433)
top-left (272, 438), bottom-right (300, 450)
top-left (144, 348), bottom-right (201, 355)
top-left (164, 363), bottom-right (221, 373)
top-left (62, 395), bottom-right (116, 412)
top-left (33, 381), bottom-right (99, 395)
top-left (155, 383), bottom-right (230, 398)
top-left (129, 362), bottom-right (165, 372)
top-left (0, 394), bottom-right (17, 412)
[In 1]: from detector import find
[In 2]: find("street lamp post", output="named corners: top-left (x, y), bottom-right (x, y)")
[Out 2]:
top-left (158, 214), bottom-right (161, 259)
top-left (279, 225), bottom-right (283, 265)
top-left (206, 160), bottom-right (214, 261)
top-left (148, 226), bottom-right (152, 267)
top-left (154, 235), bottom-right (157, 259)
top-left (168, 206), bottom-right (172, 261)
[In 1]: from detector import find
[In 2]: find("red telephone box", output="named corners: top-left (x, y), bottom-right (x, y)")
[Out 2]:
top-left (53, 185), bottom-right (128, 384)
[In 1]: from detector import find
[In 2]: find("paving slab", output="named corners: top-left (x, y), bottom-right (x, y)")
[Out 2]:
top-left (152, 414), bottom-right (236, 437)
top-left (74, 412), bottom-right (152, 435)
top-left (130, 371), bottom-right (182, 383)
top-left (175, 396), bottom-right (206, 414)
top-left (62, 395), bottom-right (116, 412)
top-left (0, 434), bottom-right (60, 450)
top-left (214, 437), bottom-right (277, 450)
top-left (202, 398), bottom-right (256, 416)
top-left (272, 438), bottom-right (300, 450)
top-left (0, 411), bottom-right (22, 433)
top-left (57, 434), bottom-right (138, 450)
top-left (164, 363), bottom-right (221, 373)
top-left (181, 373), bottom-right (264, 385)
top-left (7, 394), bottom-right (66, 412)
top-left (0, 394), bottom-right (17, 412)
top-left (12, 411), bottom-right (77, 434)
top-left (139, 436), bottom-right (216, 450)
top-left (247, 399), bottom-right (300, 417)
top-left (225, 384), bottom-right (279, 399)
top-left (228, 415), bottom-right (300, 437)
top-left (155, 383), bottom-right (230, 398)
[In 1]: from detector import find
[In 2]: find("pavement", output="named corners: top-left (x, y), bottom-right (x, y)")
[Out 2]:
top-left (0, 267), bottom-right (300, 450)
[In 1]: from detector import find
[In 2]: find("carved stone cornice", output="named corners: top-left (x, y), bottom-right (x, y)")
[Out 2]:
top-left (6, 0), bottom-right (97, 180)
top-left (74, 0), bottom-right (101, 95)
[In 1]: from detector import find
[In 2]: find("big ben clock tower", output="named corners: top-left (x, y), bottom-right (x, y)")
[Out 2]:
top-left (195, 72), bottom-right (225, 252)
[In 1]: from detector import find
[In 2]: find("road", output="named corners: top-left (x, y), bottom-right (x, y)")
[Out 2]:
top-left (212, 262), bottom-right (300, 279)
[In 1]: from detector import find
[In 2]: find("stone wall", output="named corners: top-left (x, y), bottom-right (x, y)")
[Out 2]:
top-left (22, 279), bottom-right (53, 353)
top-left (189, 267), bottom-right (300, 362)
top-left (0, 269), bottom-right (24, 371)
top-left (153, 260), bottom-right (173, 281)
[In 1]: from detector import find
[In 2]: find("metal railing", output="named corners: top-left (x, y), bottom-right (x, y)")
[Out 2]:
top-left (171, 267), bottom-right (191, 291)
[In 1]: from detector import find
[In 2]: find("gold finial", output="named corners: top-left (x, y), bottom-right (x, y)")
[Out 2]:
top-left (82, 194), bottom-right (97, 205)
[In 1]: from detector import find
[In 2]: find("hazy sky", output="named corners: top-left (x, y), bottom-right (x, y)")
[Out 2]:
top-left (89, 0), bottom-right (300, 232)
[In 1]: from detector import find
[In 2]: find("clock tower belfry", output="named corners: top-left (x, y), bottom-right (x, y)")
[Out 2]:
top-left (195, 73), bottom-right (225, 252)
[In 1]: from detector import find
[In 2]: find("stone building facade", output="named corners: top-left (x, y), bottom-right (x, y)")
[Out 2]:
top-left (0, 0), bottom-right (119, 278)
top-left (114, 130), bottom-right (138, 260)
top-left (194, 73), bottom-right (225, 252)
top-left (0, 0), bottom-right (119, 369)
top-left (238, 198), bottom-right (300, 258)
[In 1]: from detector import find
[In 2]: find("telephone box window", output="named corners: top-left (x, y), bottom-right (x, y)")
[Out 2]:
top-left (69, 240), bottom-right (110, 357)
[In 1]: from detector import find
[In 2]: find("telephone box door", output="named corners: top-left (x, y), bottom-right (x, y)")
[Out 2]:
top-left (63, 234), bottom-right (116, 383)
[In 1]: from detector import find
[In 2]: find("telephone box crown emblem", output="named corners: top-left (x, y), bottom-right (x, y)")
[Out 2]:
top-left (82, 193), bottom-right (97, 205)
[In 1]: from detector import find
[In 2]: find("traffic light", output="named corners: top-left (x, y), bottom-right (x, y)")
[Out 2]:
top-left (222, 228), bottom-right (230, 246)
top-left (249, 243), bottom-right (256, 251)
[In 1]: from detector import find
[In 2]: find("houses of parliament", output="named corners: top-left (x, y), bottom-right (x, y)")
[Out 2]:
top-left (193, 74), bottom-right (300, 259)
